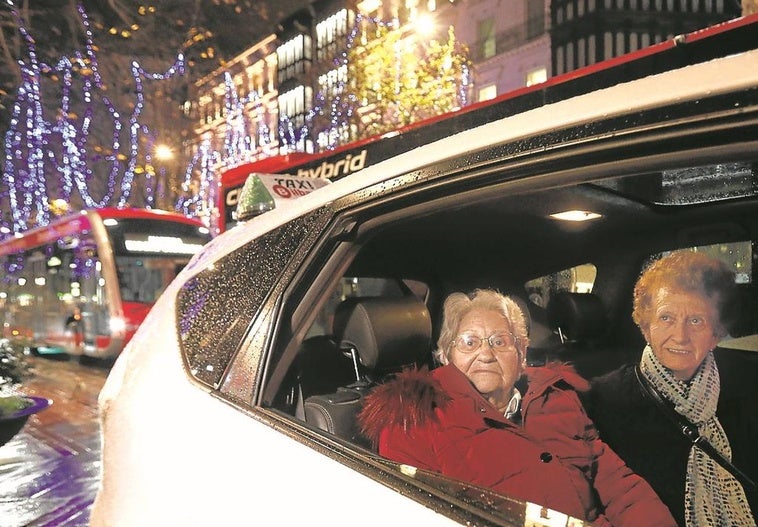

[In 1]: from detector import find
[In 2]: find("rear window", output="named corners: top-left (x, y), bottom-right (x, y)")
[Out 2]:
top-left (525, 263), bottom-right (597, 309)
top-left (657, 241), bottom-right (752, 284)
top-left (175, 208), bottom-right (332, 387)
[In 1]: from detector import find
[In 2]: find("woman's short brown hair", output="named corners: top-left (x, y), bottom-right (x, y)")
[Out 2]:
top-left (435, 289), bottom-right (530, 365)
top-left (632, 250), bottom-right (737, 338)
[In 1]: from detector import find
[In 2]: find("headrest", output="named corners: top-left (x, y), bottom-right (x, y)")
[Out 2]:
top-left (510, 295), bottom-right (531, 336)
top-left (333, 296), bottom-right (432, 370)
top-left (547, 292), bottom-right (607, 342)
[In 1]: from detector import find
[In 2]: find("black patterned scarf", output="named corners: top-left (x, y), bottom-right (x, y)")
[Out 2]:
top-left (640, 346), bottom-right (754, 526)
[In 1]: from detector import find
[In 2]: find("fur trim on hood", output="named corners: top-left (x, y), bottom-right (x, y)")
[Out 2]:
top-left (358, 368), bottom-right (451, 444)
top-left (358, 362), bottom-right (588, 445)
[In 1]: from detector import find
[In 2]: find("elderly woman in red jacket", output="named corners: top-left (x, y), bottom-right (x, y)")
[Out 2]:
top-left (358, 289), bottom-right (675, 527)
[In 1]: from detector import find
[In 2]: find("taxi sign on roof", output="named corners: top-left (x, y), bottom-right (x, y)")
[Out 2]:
top-left (234, 172), bottom-right (331, 222)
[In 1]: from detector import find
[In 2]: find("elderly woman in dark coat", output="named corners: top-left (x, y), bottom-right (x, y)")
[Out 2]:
top-left (359, 289), bottom-right (675, 527)
top-left (586, 251), bottom-right (757, 527)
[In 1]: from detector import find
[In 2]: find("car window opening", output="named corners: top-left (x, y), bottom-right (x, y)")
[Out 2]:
top-left (264, 157), bottom-right (758, 448)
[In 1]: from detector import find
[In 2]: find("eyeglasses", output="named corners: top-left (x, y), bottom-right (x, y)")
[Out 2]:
top-left (451, 332), bottom-right (518, 353)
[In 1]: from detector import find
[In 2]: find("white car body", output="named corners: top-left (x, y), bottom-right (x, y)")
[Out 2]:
top-left (93, 18), bottom-right (758, 527)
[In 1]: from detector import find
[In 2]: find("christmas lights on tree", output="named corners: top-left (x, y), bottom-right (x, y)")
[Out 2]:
top-left (0, 2), bottom-right (472, 240)
top-left (0, 1), bottom-right (185, 237)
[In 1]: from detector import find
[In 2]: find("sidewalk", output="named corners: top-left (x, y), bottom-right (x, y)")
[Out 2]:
top-left (0, 356), bottom-right (108, 527)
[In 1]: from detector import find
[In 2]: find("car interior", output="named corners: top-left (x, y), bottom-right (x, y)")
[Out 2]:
top-left (264, 158), bottom-right (758, 450)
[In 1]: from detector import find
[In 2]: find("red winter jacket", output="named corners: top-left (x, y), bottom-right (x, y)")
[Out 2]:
top-left (358, 363), bottom-right (675, 527)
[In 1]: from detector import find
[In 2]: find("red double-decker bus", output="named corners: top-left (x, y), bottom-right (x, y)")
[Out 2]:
top-left (0, 208), bottom-right (210, 360)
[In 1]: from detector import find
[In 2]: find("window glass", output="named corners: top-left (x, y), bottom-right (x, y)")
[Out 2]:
top-left (105, 218), bottom-right (209, 304)
top-left (478, 18), bottom-right (496, 59)
top-left (478, 84), bottom-right (497, 101)
top-left (525, 68), bottom-right (547, 87)
top-left (256, 149), bottom-right (756, 519)
top-left (588, 34), bottom-right (596, 64)
top-left (657, 242), bottom-right (752, 284)
top-left (578, 37), bottom-right (586, 68)
top-left (0, 232), bottom-right (107, 351)
top-left (175, 208), bottom-right (332, 388)
top-left (526, 0), bottom-right (545, 37)
top-left (567, 41), bottom-right (575, 71)
top-left (594, 162), bottom-right (757, 205)
top-left (525, 263), bottom-right (597, 309)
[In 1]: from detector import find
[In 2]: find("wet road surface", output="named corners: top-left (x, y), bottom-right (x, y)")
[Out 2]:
top-left (0, 355), bottom-right (108, 527)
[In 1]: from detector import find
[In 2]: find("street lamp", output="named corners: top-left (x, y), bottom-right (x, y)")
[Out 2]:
top-left (154, 144), bottom-right (174, 162)
top-left (414, 14), bottom-right (435, 36)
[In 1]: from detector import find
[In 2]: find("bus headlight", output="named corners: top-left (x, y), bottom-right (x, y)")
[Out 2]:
top-left (109, 316), bottom-right (127, 334)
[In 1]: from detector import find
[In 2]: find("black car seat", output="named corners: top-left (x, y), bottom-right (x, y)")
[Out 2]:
top-left (533, 291), bottom-right (611, 378)
top-left (547, 291), bottom-right (607, 346)
top-left (303, 296), bottom-right (432, 448)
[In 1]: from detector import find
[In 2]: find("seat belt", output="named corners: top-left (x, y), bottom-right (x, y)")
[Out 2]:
top-left (634, 365), bottom-right (756, 493)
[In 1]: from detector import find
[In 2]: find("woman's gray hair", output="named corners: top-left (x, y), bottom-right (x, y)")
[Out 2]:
top-left (435, 289), bottom-right (530, 365)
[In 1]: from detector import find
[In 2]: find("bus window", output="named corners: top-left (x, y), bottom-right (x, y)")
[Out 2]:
top-left (1, 226), bottom-right (108, 355)
top-left (105, 217), bottom-right (208, 304)
top-left (116, 257), bottom-right (179, 303)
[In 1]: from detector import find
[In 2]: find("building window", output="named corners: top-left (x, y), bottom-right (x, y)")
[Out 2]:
top-left (526, 67), bottom-right (547, 86)
top-left (357, 0), bottom-right (380, 14)
top-left (567, 41), bottom-right (575, 71)
top-left (527, 0), bottom-right (545, 38)
top-left (318, 65), bottom-right (348, 99)
top-left (405, 0), bottom-right (420, 21)
top-left (576, 38), bottom-right (587, 68)
top-left (278, 85), bottom-right (313, 153)
top-left (278, 85), bottom-right (312, 128)
top-left (556, 46), bottom-right (565, 75)
top-left (277, 34), bottom-right (313, 84)
top-left (604, 32), bottom-right (613, 60)
top-left (317, 123), bottom-right (351, 150)
top-left (316, 9), bottom-right (354, 62)
top-left (616, 32), bottom-right (625, 56)
top-left (588, 34), bottom-right (596, 64)
top-left (478, 84), bottom-right (497, 102)
top-left (478, 17), bottom-right (496, 59)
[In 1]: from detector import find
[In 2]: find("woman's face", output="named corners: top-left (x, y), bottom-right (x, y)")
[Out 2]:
top-left (642, 287), bottom-right (721, 381)
top-left (448, 308), bottom-right (522, 409)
